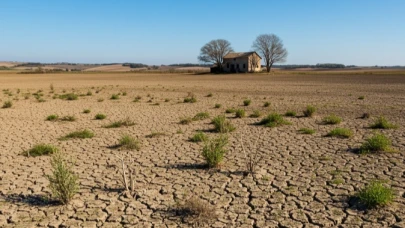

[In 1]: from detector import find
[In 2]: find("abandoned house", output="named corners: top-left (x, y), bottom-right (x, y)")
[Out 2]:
top-left (222, 52), bottom-right (262, 73)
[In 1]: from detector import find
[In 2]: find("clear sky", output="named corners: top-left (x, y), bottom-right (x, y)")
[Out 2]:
top-left (1, 0), bottom-right (404, 66)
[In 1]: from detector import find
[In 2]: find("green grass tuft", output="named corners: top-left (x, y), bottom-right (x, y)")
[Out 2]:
top-left (23, 144), bottom-right (58, 157)
top-left (94, 113), bottom-right (106, 120)
top-left (110, 94), bottom-right (120, 100)
top-left (179, 117), bottom-right (193, 125)
top-left (326, 128), bottom-right (353, 138)
top-left (118, 135), bottom-right (141, 150)
top-left (359, 133), bottom-right (393, 154)
top-left (103, 117), bottom-right (135, 128)
top-left (323, 114), bottom-right (342, 125)
top-left (46, 114), bottom-right (59, 121)
top-left (2, 101), bottom-right (12, 108)
top-left (303, 105), bottom-right (316, 117)
top-left (225, 108), bottom-right (236, 114)
top-left (298, 128), bottom-right (315, 134)
top-left (193, 112), bottom-right (210, 121)
top-left (202, 135), bottom-right (228, 168)
top-left (250, 110), bottom-right (262, 118)
top-left (83, 109), bottom-right (91, 114)
top-left (189, 131), bottom-right (208, 143)
top-left (285, 110), bottom-right (296, 117)
top-left (60, 129), bottom-right (94, 140)
top-left (258, 113), bottom-right (291, 128)
top-left (59, 93), bottom-right (78, 100)
top-left (235, 109), bottom-right (246, 118)
top-left (243, 99), bottom-right (251, 106)
top-left (214, 104), bottom-right (222, 109)
top-left (356, 180), bottom-right (394, 208)
top-left (211, 115), bottom-right (236, 133)
top-left (370, 116), bottom-right (398, 129)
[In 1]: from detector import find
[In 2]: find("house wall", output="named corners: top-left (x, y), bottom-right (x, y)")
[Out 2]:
top-left (247, 54), bottom-right (262, 72)
top-left (223, 57), bottom-right (249, 72)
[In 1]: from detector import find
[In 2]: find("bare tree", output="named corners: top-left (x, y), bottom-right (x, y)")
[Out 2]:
top-left (252, 34), bottom-right (287, 72)
top-left (198, 39), bottom-right (233, 72)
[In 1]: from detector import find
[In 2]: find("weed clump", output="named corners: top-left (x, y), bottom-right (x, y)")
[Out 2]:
top-left (110, 94), bottom-right (120, 100)
top-left (235, 109), bottom-right (246, 118)
top-left (258, 113), bottom-right (291, 128)
top-left (189, 131), bottom-right (208, 143)
top-left (60, 115), bottom-right (77, 122)
top-left (326, 128), bottom-right (353, 138)
top-left (118, 135), bottom-right (141, 150)
top-left (211, 115), bottom-right (235, 133)
top-left (193, 112), bottom-right (210, 121)
top-left (59, 93), bottom-right (78, 101)
top-left (46, 152), bottom-right (79, 205)
top-left (303, 105), bottom-right (316, 117)
top-left (60, 129), bottom-right (94, 140)
top-left (323, 114), bottom-right (342, 125)
top-left (263, 102), bottom-right (270, 107)
top-left (356, 181), bottom-right (394, 208)
top-left (243, 99), bottom-right (251, 106)
top-left (23, 144), bottom-right (58, 157)
top-left (104, 117), bottom-right (135, 128)
top-left (179, 117), bottom-right (193, 125)
top-left (83, 109), bottom-right (91, 114)
top-left (46, 114), bottom-right (59, 121)
top-left (298, 128), bottom-right (315, 134)
top-left (174, 196), bottom-right (217, 226)
top-left (250, 110), bottom-right (262, 118)
top-left (2, 101), bottom-right (12, 108)
top-left (214, 104), bottom-right (222, 109)
top-left (94, 113), bottom-right (106, 120)
top-left (359, 133), bottom-right (393, 154)
top-left (285, 111), bottom-right (296, 117)
top-left (202, 135), bottom-right (228, 168)
top-left (370, 116), bottom-right (398, 129)
top-left (225, 108), bottom-right (236, 114)
top-left (184, 92), bottom-right (197, 103)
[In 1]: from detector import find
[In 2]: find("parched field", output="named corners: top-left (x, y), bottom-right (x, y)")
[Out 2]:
top-left (0, 72), bottom-right (404, 227)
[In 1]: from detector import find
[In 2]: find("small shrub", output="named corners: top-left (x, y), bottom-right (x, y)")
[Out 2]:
top-left (202, 135), bottom-right (228, 168)
top-left (358, 96), bottom-right (365, 100)
top-left (146, 132), bottom-right (167, 138)
top-left (46, 114), bottom-right (59, 121)
top-left (104, 117), bottom-right (135, 128)
top-left (326, 128), bottom-right (353, 138)
top-left (285, 111), bottom-right (296, 117)
top-left (359, 133), bottom-right (393, 154)
top-left (60, 115), bottom-right (76, 122)
top-left (303, 105), bottom-right (316, 117)
top-left (225, 108), bottom-right (236, 114)
top-left (179, 117), bottom-right (193, 125)
top-left (94, 113), bottom-right (106, 120)
top-left (59, 93), bottom-right (78, 101)
top-left (174, 196), bottom-right (217, 226)
top-left (2, 101), bottom-right (12, 108)
top-left (263, 102), bottom-right (270, 107)
top-left (193, 112), bottom-right (210, 121)
top-left (361, 113), bottom-right (370, 119)
top-left (164, 98), bottom-right (170, 102)
top-left (46, 152), bottom-right (79, 205)
top-left (323, 114), bottom-right (342, 125)
top-left (83, 109), bottom-right (91, 114)
top-left (356, 181), bottom-right (394, 208)
top-left (184, 92), bottom-right (197, 103)
top-left (243, 99), bottom-right (251, 106)
top-left (110, 94), bottom-right (120, 100)
top-left (60, 129), bottom-right (94, 140)
top-left (250, 110), bottom-right (262, 118)
top-left (118, 135), bottom-right (141, 150)
top-left (122, 91), bottom-right (127, 96)
top-left (211, 115), bottom-right (235, 133)
top-left (214, 104), bottom-right (222, 109)
top-left (37, 98), bottom-right (46, 103)
top-left (86, 91), bottom-right (92, 96)
top-left (97, 98), bottom-right (104, 102)
top-left (298, 128), bottom-right (315, 134)
top-left (235, 109), bottom-right (246, 118)
top-left (189, 131), bottom-right (208, 143)
top-left (370, 116), bottom-right (398, 129)
top-left (258, 113), bottom-right (291, 128)
top-left (206, 93), bottom-right (213, 97)
top-left (23, 144), bottom-right (58, 157)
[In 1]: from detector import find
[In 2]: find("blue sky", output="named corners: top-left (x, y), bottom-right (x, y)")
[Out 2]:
top-left (1, 0), bottom-right (404, 65)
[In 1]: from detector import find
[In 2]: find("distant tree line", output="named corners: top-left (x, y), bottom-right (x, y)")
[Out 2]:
top-left (274, 63), bottom-right (353, 69)
top-left (15, 62), bottom-right (43, 67)
top-left (168, 63), bottom-right (211, 67)
top-left (122, 63), bottom-right (149, 68)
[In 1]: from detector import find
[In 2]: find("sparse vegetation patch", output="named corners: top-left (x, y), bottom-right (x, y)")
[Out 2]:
top-left (258, 113), bottom-right (291, 128)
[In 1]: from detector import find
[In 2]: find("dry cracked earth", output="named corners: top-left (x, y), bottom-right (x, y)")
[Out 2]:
top-left (0, 72), bottom-right (404, 227)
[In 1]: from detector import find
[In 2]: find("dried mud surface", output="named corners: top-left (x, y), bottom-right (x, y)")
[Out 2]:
top-left (0, 72), bottom-right (404, 227)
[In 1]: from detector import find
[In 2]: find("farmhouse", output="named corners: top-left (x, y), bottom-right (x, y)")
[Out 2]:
top-left (223, 52), bottom-right (262, 73)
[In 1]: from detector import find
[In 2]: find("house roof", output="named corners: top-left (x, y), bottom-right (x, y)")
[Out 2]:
top-left (223, 52), bottom-right (262, 59)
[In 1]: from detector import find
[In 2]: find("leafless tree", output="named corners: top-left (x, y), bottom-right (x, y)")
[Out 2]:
top-left (198, 39), bottom-right (233, 72)
top-left (252, 34), bottom-right (287, 72)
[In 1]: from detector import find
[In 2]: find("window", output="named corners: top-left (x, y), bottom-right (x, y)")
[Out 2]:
top-left (227, 63), bottom-right (229, 68)
top-left (243, 64), bottom-right (246, 69)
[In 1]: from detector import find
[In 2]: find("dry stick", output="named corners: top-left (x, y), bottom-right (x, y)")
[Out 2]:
top-left (116, 155), bottom-right (129, 192)
top-left (239, 130), bottom-right (264, 177)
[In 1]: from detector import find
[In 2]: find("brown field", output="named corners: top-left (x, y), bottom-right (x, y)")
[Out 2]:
top-left (0, 71), bottom-right (404, 227)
